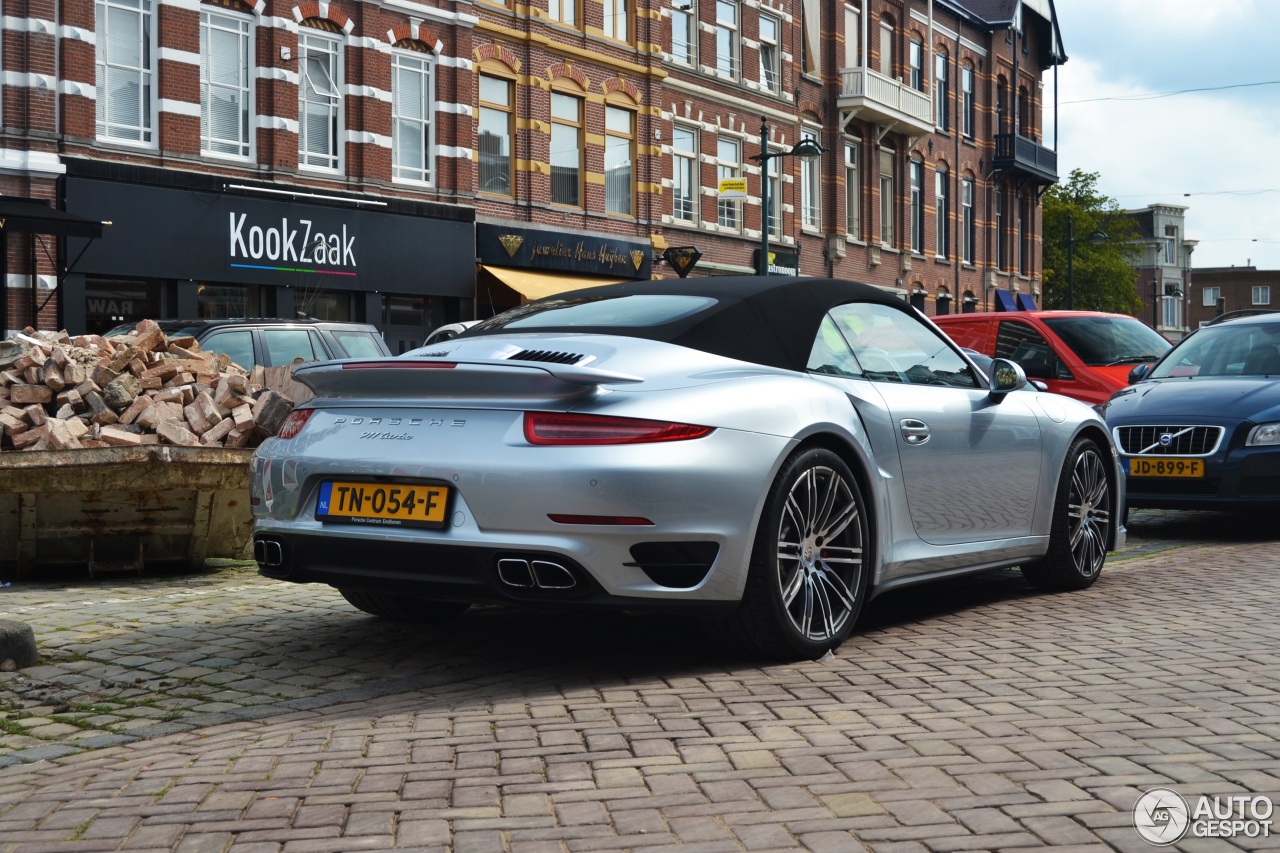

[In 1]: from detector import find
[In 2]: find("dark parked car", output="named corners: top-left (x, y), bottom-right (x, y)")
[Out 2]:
top-left (106, 318), bottom-right (391, 369)
top-left (1101, 311), bottom-right (1280, 511)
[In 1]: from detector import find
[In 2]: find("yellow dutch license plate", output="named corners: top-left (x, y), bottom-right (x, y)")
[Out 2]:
top-left (1129, 458), bottom-right (1205, 478)
top-left (316, 481), bottom-right (450, 528)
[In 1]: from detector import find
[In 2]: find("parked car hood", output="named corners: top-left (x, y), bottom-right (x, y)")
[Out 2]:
top-left (1105, 377), bottom-right (1280, 423)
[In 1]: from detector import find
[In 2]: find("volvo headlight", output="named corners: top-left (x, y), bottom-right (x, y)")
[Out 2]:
top-left (1246, 422), bottom-right (1280, 446)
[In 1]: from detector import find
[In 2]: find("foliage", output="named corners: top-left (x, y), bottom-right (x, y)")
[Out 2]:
top-left (1042, 170), bottom-right (1144, 313)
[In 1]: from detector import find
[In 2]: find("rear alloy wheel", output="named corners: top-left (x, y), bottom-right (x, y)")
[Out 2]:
top-left (338, 588), bottom-right (471, 622)
top-left (727, 448), bottom-right (869, 660)
top-left (1021, 438), bottom-right (1112, 591)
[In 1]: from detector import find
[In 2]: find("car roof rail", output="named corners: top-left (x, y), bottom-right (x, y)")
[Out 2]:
top-left (1204, 308), bottom-right (1280, 326)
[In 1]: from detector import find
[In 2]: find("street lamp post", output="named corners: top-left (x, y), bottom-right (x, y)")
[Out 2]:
top-left (750, 116), bottom-right (824, 276)
top-left (1064, 213), bottom-right (1109, 309)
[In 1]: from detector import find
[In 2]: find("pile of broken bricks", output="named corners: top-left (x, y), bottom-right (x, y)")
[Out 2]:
top-left (0, 320), bottom-right (297, 452)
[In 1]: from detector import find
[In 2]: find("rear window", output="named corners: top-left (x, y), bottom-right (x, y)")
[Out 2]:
top-left (473, 294), bottom-right (718, 331)
top-left (330, 330), bottom-right (387, 358)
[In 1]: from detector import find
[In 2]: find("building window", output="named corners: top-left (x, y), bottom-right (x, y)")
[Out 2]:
top-left (909, 158), bottom-right (923, 254)
top-left (1018, 85), bottom-right (1031, 136)
top-left (672, 124), bottom-right (698, 223)
top-left (934, 51), bottom-right (948, 130)
top-left (879, 18), bottom-right (893, 78)
top-left (299, 27), bottom-right (342, 171)
top-left (478, 75), bottom-right (513, 196)
top-left (1253, 285), bottom-right (1271, 306)
top-left (995, 188), bottom-right (1005, 270)
top-left (844, 4), bottom-right (860, 69)
top-left (96, 0), bottom-right (154, 143)
top-left (672, 2), bottom-right (695, 65)
top-left (845, 139), bottom-right (860, 238)
top-left (1202, 286), bottom-right (1220, 307)
top-left (392, 51), bottom-right (433, 183)
top-left (802, 0), bottom-right (821, 76)
top-left (549, 0), bottom-right (577, 27)
top-left (766, 149), bottom-right (781, 238)
top-left (935, 167), bottom-right (949, 258)
top-left (603, 0), bottom-right (629, 42)
top-left (1162, 294), bottom-right (1181, 329)
top-left (1018, 194), bottom-right (1030, 275)
top-left (879, 147), bottom-right (895, 246)
top-left (801, 129), bottom-right (821, 229)
top-left (605, 105), bottom-right (634, 216)
top-left (1164, 224), bottom-right (1178, 264)
top-left (961, 176), bottom-right (974, 264)
top-left (716, 1), bottom-right (739, 78)
top-left (997, 78), bottom-right (1009, 133)
top-left (908, 39), bottom-right (922, 90)
top-left (200, 9), bottom-right (251, 158)
top-left (758, 14), bottom-right (780, 93)
top-left (550, 92), bottom-right (583, 207)
top-left (961, 64), bottom-right (975, 137)
top-left (717, 136), bottom-right (741, 230)
top-left (937, 289), bottom-right (952, 315)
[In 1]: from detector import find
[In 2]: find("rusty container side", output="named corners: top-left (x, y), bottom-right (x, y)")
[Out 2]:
top-left (0, 446), bottom-right (253, 578)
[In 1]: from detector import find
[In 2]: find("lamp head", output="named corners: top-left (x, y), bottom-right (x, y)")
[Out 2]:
top-left (789, 138), bottom-right (825, 159)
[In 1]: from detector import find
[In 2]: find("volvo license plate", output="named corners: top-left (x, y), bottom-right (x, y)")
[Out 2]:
top-left (1128, 458), bottom-right (1205, 478)
top-left (316, 481), bottom-right (451, 528)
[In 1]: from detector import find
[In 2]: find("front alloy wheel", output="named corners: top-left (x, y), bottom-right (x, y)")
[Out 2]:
top-left (1022, 437), bottom-right (1111, 591)
top-left (727, 448), bottom-right (870, 659)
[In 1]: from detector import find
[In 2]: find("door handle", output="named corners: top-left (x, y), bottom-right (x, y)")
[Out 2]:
top-left (899, 418), bottom-right (931, 445)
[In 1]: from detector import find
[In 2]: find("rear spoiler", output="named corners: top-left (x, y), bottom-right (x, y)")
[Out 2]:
top-left (290, 357), bottom-right (643, 401)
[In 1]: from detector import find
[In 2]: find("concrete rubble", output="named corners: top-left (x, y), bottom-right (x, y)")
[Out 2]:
top-left (0, 321), bottom-right (296, 452)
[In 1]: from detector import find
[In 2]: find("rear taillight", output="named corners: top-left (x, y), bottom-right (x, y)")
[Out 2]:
top-left (341, 360), bottom-right (456, 369)
top-left (524, 412), bottom-right (713, 445)
top-left (276, 409), bottom-right (314, 440)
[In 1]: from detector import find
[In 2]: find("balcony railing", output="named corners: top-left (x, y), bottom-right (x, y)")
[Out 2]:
top-left (837, 67), bottom-right (932, 137)
top-left (993, 133), bottom-right (1058, 185)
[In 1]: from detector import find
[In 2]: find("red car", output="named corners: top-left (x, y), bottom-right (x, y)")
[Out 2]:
top-left (934, 311), bottom-right (1171, 405)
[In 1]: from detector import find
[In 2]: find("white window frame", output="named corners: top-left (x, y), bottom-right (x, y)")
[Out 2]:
top-left (200, 8), bottom-right (253, 160)
top-left (843, 4), bottom-right (859, 70)
top-left (934, 51), bottom-right (948, 130)
top-left (1202, 286), bottom-right (1220, 308)
top-left (801, 128), bottom-right (821, 230)
top-left (758, 13), bottom-right (780, 93)
top-left (879, 147), bottom-right (895, 247)
top-left (879, 19), bottom-right (893, 79)
top-left (935, 167), bottom-right (949, 259)
top-left (671, 124), bottom-right (699, 223)
top-left (392, 50), bottom-right (435, 185)
top-left (1162, 294), bottom-right (1181, 329)
top-left (299, 29), bottom-right (344, 172)
top-left (96, 0), bottom-right (156, 145)
top-left (671, 2), bottom-right (695, 65)
top-left (961, 176), bottom-right (974, 264)
top-left (478, 74), bottom-right (513, 197)
top-left (909, 158), bottom-right (923, 254)
top-left (1164, 224), bottom-right (1178, 265)
top-left (717, 136), bottom-right (742, 231)
top-left (550, 91), bottom-right (584, 208)
top-left (845, 138), bottom-right (860, 238)
top-left (961, 64), bottom-right (975, 137)
top-left (605, 104), bottom-right (635, 216)
top-left (1253, 285), bottom-right (1271, 306)
top-left (766, 147), bottom-right (782, 239)
top-left (909, 39), bottom-right (922, 90)
top-left (716, 0), bottom-right (739, 79)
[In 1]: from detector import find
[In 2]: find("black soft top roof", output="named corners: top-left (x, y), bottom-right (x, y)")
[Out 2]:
top-left (469, 276), bottom-right (915, 372)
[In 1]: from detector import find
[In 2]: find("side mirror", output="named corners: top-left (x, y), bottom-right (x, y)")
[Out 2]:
top-left (1127, 363), bottom-right (1152, 384)
top-left (988, 358), bottom-right (1028, 398)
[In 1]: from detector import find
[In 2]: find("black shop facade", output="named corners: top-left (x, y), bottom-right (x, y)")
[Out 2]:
top-left (60, 162), bottom-right (475, 354)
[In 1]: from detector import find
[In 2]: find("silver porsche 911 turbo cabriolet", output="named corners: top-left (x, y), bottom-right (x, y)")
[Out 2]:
top-left (250, 277), bottom-right (1125, 659)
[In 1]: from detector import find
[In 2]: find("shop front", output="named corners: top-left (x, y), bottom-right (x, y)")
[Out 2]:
top-left (475, 222), bottom-right (653, 316)
top-left (61, 163), bottom-right (475, 354)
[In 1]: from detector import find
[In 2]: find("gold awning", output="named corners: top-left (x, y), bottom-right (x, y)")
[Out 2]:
top-left (479, 265), bottom-right (625, 301)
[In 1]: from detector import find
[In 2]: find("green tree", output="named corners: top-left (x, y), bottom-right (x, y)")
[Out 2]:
top-left (1042, 169), bottom-right (1144, 313)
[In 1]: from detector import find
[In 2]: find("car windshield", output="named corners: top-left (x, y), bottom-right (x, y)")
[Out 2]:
top-left (472, 294), bottom-right (718, 331)
top-left (1149, 321), bottom-right (1280, 379)
top-left (1042, 316), bottom-right (1171, 367)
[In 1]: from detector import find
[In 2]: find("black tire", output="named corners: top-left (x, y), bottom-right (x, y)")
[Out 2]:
top-left (724, 448), bottom-right (870, 660)
top-left (337, 588), bottom-right (471, 622)
top-left (1021, 437), bottom-right (1112, 591)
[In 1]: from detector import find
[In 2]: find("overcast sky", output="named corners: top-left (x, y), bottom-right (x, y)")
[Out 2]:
top-left (1043, 0), bottom-right (1280, 271)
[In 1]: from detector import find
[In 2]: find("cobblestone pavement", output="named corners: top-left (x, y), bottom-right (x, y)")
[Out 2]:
top-left (0, 510), bottom-right (1276, 852)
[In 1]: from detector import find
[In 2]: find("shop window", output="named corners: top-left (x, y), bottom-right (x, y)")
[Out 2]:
top-left (605, 105), bottom-right (635, 216)
top-left (200, 9), bottom-right (251, 158)
top-left (392, 49), bottom-right (434, 183)
top-left (478, 75), bottom-right (514, 196)
top-left (672, 124), bottom-right (698, 223)
top-left (550, 92), bottom-right (583, 207)
top-left (84, 280), bottom-right (160, 335)
top-left (299, 25), bottom-right (343, 171)
top-left (717, 136), bottom-right (742, 231)
top-left (301, 291), bottom-right (351, 321)
top-left (96, 0), bottom-right (154, 144)
top-left (384, 295), bottom-right (426, 326)
top-left (198, 283), bottom-right (257, 318)
top-left (758, 14), bottom-right (780, 93)
top-left (716, 0), bottom-right (739, 79)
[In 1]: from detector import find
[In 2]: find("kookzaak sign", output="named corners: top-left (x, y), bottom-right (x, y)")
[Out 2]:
top-left (64, 177), bottom-right (474, 296)
top-left (478, 223), bottom-right (652, 279)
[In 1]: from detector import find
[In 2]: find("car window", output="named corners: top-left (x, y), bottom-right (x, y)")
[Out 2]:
top-left (995, 321), bottom-right (1073, 380)
top-left (263, 329), bottom-right (324, 365)
top-left (1042, 316), bottom-right (1170, 366)
top-left (329, 330), bottom-right (386, 358)
top-left (198, 330), bottom-right (255, 370)
top-left (810, 303), bottom-right (978, 388)
top-left (1151, 322), bottom-right (1280, 378)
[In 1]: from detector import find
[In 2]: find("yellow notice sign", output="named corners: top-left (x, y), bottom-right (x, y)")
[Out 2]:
top-left (717, 178), bottom-right (748, 199)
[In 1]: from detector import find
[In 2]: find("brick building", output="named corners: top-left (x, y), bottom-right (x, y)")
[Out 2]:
top-left (1188, 266), bottom-right (1280, 330)
top-left (1, 0), bottom-right (1066, 343)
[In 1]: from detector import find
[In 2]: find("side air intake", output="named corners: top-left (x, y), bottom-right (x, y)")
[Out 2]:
top-left (507, 349), bottom-right (587, 365)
